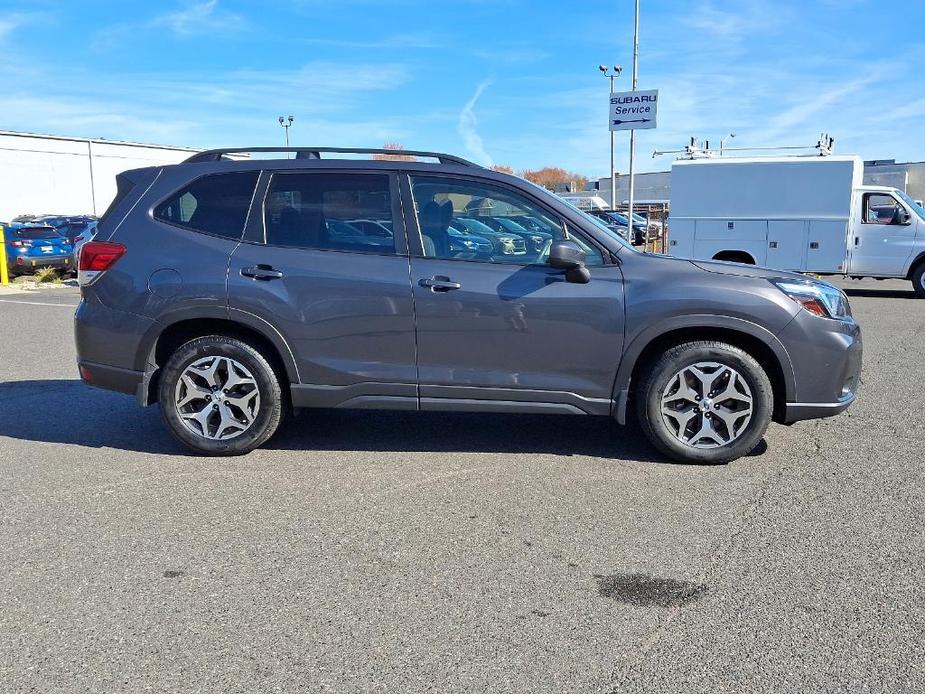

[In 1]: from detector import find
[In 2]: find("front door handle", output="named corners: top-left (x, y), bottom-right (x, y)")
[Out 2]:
top-left (241, 265), bottom-right (284, 281)
top-left (419, 276), bottom-right (461, 292)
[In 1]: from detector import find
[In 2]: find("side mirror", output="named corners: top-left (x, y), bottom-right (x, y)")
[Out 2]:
top-left (548, 240), bottom-right (591, 284)
top-left (548, 240), bottom-right (585, 269)
top-left (894, 208), bottom-right (911, 225)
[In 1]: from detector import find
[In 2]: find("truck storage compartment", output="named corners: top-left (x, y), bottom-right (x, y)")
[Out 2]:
top-left (692, 220), bottom-right (767, 265)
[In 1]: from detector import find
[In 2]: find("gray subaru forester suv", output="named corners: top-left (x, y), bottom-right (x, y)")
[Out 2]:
top-left (74, 147), bottom-right (862, 464)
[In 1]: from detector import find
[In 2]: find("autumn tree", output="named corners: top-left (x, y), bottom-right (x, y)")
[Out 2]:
top-left (490, 164), bottom-right (515, 174)
top-left (523, 167), bottom-right (588, 191)
top-left (372, 143), bottom-right (417, 161)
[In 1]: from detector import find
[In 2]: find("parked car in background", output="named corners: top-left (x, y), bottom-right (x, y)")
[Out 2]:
top-left (72, 221), bottom-right (98, 268)
top-left (589, 210), bottom-right (649, 244)
top-left (74, 145), bottom-right (861, 464)
top-left (452, 217), bottom-right (526, 256)
top-left (4, 225), bottom-right (73, 275)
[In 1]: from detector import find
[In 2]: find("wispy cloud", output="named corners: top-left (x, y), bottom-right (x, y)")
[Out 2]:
top-left (0, 59), bottom-right (412, 147)
top-left (681, 0), bottom-right (789, 42)
top-left (302, 33), bottom-right (436, 49)
top-left (458, 81), bottom-right (494, 167)
top-left (0, 11), bottom-right (44, 40)
top-left (152, 0), bottom-right (248, 36)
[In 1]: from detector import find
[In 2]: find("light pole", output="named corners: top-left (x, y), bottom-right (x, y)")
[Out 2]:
top-left (720, 132), bottom-right (735, 156)
top-left (627, 0), bottom-right (640, 236)
top-left (600, 65), bottom-right (622, 210)
top-left (278, 115), bottom-right (294, 148)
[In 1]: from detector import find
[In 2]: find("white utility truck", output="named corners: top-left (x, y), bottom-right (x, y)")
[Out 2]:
top-left (668, 155), bottom-right (925, 297)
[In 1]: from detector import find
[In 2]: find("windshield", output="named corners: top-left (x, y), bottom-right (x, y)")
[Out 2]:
top-left (895, 190), bottom-right (925, 221)
top-left (631, 213), bottom-right (647, 224)
top-left (574, 208), bottom-right (634, 249)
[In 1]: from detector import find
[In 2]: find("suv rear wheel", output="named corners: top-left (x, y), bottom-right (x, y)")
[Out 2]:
top-left (158, 335), bottom-right (284, 455)
top-left (636, 341), bottom-right (773, 464)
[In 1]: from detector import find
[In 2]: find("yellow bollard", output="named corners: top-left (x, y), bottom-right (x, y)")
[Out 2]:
top-left (0, 225), bottom-right (9, 285)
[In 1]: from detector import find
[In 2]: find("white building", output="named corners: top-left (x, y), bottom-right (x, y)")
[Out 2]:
top-left (0, 131), bottom-right (199, 222)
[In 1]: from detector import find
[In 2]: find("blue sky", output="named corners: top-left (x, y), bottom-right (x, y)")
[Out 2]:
top-left (1, 0), bottom-right (923, 176)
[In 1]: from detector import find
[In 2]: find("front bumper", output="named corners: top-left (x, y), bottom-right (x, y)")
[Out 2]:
top-left (778, 310), bottom-right (863, 424)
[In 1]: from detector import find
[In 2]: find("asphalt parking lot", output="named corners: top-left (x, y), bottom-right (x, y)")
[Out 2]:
top-left (1, 279), bottom-right (923, 693)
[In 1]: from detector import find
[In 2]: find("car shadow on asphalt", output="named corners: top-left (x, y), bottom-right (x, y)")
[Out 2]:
top-left (0, 379), bottom-right (181, 455)
top-left (0, 379), bottom-right (756, 465)
top-left (843, 286), bottom-right (918, 299)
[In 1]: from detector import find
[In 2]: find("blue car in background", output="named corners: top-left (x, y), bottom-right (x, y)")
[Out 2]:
top-left (4, 225), bottom-right (74, 276)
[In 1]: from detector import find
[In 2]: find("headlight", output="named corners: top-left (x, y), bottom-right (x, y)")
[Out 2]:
top-left (772, 279), bottom-right (852, 320)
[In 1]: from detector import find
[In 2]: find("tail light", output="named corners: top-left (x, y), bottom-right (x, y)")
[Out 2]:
top-left (10, 239), bottom-right (29, 247)
top-left (74, 235), bottom-right (84, 243)
top-left (78, 241), bottom-right (126, 286)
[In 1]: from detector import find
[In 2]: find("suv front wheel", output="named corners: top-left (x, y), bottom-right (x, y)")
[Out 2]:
top-left (158, 335), bottom-right (284, 455)
top-left (636, 341), bottom-right (773, 464)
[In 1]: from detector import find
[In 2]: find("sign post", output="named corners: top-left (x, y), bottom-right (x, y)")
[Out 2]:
top-left (0, 225), bottom-right (9, 286)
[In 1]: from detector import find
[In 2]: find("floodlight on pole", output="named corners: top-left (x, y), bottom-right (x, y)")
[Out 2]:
top-left (720, 132), bottom-right (736, 156)
top-left (278, 115), bottom-right (294, 148)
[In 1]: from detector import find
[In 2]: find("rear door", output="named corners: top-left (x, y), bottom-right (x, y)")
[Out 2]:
top-left (227, 169), bottom-right (417, 406)
top-left (402, 173), bottom-right (625, 414)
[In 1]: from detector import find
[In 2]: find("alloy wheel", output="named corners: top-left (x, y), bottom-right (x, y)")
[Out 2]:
top-left (660, 361), bottom-right (754, 448)
top-left (174, 356), bottom-right (261, 440)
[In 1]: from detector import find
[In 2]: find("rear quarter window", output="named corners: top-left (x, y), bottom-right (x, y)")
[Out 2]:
top-left (154, 171), bottom-right (259, 240)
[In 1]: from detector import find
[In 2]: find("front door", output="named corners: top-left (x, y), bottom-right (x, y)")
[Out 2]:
top-left (849, 192), bottom-right (917, 275)
top-left (402, 174), bottom-right (625, 414)
top-left (228, 170), bottom-right (418, 406)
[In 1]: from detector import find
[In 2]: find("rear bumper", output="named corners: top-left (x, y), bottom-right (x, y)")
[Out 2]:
top-left (12, 255), bottom-right (72, 271)
top-left (78, 360), bottom-right (143, 397)
top-left (74, 294), bottom-right (155, 403)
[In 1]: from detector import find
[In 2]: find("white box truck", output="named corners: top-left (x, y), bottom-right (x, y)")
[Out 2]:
top-left (667, 155), bottom-right (925, 297)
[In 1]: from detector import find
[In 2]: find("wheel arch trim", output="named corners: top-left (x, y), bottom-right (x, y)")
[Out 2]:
top-left (134, 306), bottom-right (300, 405)
top-left (611, 314), bottom-right (797, 425)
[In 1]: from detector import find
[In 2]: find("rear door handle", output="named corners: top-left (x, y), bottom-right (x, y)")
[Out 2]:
top-left (241, 265), bottom-right (284, 281)
top-left (419, 276), bottom-right (461, 292)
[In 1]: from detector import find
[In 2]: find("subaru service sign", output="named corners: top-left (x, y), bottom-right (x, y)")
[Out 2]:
top-left (609, 90), bottom-right (658, 131)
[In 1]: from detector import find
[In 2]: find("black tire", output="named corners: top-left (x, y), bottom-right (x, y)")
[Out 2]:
top-left (158, 335), bottom-right (285, 456)
top-left (912, 263), bottom-right (925, 299)
top-left (635, 340), bottom-right (773, 464)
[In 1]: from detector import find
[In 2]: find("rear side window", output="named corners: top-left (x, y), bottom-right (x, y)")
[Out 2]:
top-left (100, 174), bottom-right (135, 222)
top-left (264, 172), bottom-right (396, 254)
top-left (154, 171), bottom-right (259, 239)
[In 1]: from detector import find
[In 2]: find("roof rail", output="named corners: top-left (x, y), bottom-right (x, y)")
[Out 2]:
top-left (183, 146), bottom-right (480, 167)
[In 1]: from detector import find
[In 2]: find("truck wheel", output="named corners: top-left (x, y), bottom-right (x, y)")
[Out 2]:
top-left (912, 264), bottom-right (925, 299)
top-left (158, 335), bottom-right (285, 456)
top-left (636, 341), bottom-right (773, 464)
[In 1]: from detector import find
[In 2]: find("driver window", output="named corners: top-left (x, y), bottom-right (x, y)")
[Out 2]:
top-left (410, 176), bottom-right (603, 266)
top-left (863, 193), bottom-right (902, 225)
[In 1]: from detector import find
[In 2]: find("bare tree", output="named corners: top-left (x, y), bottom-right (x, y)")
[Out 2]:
top-left (372, 143), bottom-right (417, 161)
top-left (523, 167), bottom-right (588, 191)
